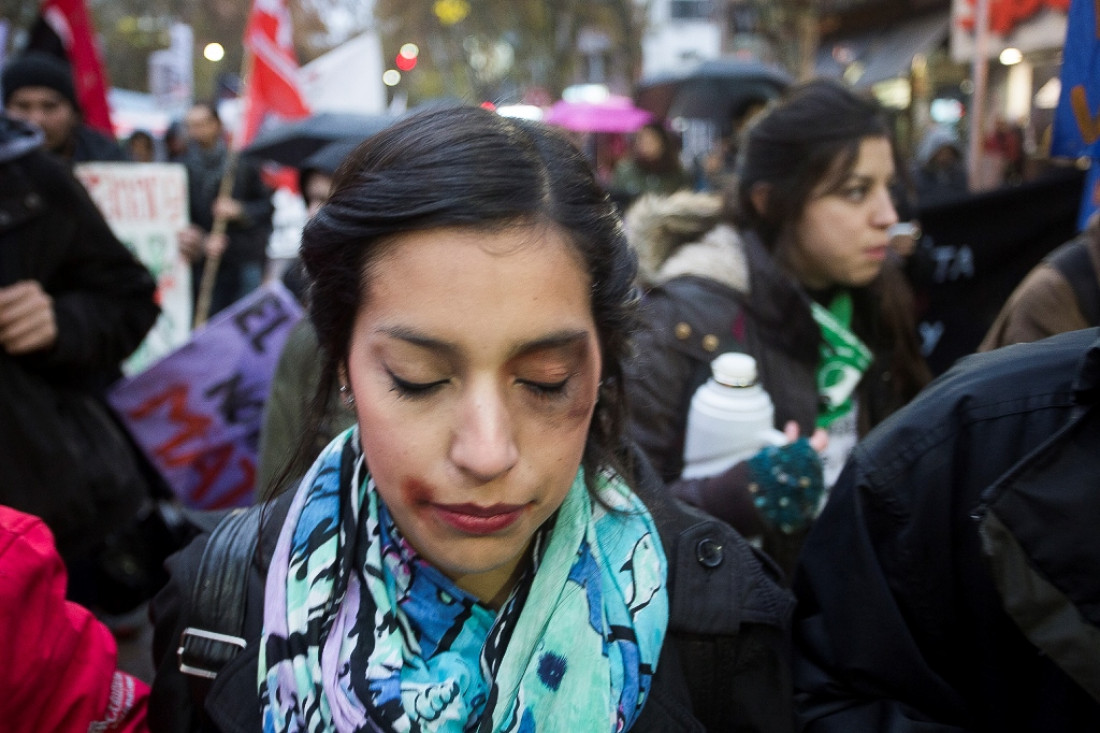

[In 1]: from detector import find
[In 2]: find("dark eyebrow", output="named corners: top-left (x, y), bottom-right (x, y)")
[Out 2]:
top-left (377, 326), bottom-right (591, 361)
top-left (378, 326), bottom-right (459, 358)
top-left (508, 330), bottom-right (591, 360)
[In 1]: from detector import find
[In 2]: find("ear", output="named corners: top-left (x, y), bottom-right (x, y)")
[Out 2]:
top-left (749, 183), bottom-right (771, 218)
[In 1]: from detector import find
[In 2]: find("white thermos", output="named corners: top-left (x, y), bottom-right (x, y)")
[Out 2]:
top-left (681, 352), bottom-right (786, 479)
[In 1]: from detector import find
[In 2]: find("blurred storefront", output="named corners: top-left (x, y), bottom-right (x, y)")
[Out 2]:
top-left (814, 1), bottom-right (960, 158)
top-left (813, 0), bottom-right (1070, 183)
top-left (949, 0), bottom-right (1069, 185)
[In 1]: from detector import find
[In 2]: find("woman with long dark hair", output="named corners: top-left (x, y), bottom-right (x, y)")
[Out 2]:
top-left (624, 79), bottom-right (931, 574)
top-left (149, 105), bottom-right (794, 732)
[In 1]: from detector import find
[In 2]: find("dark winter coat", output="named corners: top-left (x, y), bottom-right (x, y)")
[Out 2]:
top-left (149, 448), bottom-right (796, 733)
top-left (622, 192), bottom-right (927, 573)
top-left (0, 115), bottom-right (159, 555)
top-left (980, 223), bottom-right (1100, 350)
top-left (182, 142), bottom-right (273, 268)
top-left (793, 328), bottom-right (1100, 731)
top-left (70, 124), bottom-right (128, 164)
top-left (0, 119), bottom-right (157, 387)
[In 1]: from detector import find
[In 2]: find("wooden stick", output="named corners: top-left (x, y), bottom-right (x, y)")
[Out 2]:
top-left (192, 157), bottom-right (239, 328)
top-left (192, 48), bottom-right (256, 328)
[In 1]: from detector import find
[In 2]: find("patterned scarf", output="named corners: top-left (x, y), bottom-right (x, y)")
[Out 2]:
top-left (259, 428), bottom-right (669, 733)
top-left (810, 291), bottom-right (872, 428)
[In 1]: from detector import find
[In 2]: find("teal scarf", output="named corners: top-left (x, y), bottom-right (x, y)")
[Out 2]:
top-left (259, 428), bottom-right (669, 732)
top-left (810, 291), bottom-right (872, 428)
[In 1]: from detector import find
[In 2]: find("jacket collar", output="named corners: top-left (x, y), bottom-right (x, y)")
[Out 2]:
top-left (1072, 332), bottom-right (1100, 405)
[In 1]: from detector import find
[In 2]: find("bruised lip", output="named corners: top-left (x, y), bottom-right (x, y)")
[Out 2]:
top-left (431, 502), bottom-right (528, 535)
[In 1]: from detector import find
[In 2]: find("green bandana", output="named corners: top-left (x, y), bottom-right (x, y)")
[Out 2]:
top-left (810, 291), bottom-right (872, 428)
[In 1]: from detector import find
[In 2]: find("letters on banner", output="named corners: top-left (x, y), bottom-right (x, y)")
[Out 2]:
top-left (109, 282), bottom-right (303, 509)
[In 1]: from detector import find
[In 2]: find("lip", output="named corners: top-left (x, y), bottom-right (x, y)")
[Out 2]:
top-left (431, 502), bottom-right (528, 535)
top-left (865, 245), bottom-right (889, 261)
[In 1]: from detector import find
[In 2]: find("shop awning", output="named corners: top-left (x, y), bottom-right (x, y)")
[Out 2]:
top-left (816, 11), bottom-right (950, 88)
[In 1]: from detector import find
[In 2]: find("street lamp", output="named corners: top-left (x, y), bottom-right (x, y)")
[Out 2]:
top-left (203, 42), bottom-right (225, 63)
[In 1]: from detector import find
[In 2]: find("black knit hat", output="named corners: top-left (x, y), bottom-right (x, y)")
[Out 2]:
top-left (1, 52), bottom-right (79, 110)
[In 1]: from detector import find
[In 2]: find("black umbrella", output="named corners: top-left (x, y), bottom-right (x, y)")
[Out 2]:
top-left (635, 58), bottom-right (791, 133)
top-left (299, 137), bottom-right (364, 175)
top-left (243, 112), bottom-right (397, 167)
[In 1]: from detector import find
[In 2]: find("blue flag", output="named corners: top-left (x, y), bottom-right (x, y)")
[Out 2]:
top-left (1051, 0), bottom-right (1100, 228)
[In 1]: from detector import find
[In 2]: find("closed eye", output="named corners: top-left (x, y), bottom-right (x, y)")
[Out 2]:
top-left (519, 377), bottom-right (571, 400)
top-left (388, 370), bottom-right (448, 399)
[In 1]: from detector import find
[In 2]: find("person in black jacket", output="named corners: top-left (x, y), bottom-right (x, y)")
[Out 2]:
top-left (0, 114), bottom-right (158, 575)
top-left (793, 328), bottom-right (1100, 730)
top-left (150, 105), bottom-right (795, 732)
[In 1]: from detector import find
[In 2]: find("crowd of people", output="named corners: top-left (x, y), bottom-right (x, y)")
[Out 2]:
top-left (1, 42), bottom-right (1098, 732)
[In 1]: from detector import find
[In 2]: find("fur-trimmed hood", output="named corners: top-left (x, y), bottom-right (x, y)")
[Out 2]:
top-left (623, 191), bottom-right (751, 294)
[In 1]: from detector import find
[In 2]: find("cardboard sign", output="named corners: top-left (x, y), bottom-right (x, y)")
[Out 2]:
top-left (74, 162), bottom-right (193, 375)
top-left (108, 282), bottom-right (303, 509)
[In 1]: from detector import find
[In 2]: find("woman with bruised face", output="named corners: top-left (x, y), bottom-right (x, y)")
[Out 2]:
top-left (149, 105), bottom-right (795, 733)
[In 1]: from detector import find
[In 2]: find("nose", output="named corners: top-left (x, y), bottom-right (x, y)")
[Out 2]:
top-left (872, 188), bottom-right (900, 229)
top-left (449, 383), bottom-right (519, 482)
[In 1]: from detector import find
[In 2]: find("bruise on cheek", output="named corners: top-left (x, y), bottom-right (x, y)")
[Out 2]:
top-left (557, 378), bottom-right (600, 428)
top-left (566, 391), bottom-right (597, 422)
top-left (402, 477), bottom-right (433, 506)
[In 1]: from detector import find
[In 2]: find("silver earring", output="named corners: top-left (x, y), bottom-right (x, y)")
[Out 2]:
top-left (340, 384), bottom-right (355, 406)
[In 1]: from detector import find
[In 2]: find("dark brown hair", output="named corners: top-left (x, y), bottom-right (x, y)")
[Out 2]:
top-left (277, 105), bottom-right (640, 498)
top-left (732, 78), bottom-right (890, 250)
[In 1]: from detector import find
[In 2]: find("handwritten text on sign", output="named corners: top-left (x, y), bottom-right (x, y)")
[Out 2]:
top-left (75, 162), bottom-right (192, 374)
top-left (109, 283), bottom-right (303, 509)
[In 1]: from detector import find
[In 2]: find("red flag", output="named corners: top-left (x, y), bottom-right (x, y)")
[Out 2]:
top-left (238, 0), bottom-right (311, 148)
top-left (26, 0), bottom-right (113, 135)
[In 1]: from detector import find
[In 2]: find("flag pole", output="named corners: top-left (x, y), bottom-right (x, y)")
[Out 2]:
top-left (193, 47), bottom-right (256, 329)
top-left (966, 0), bottom-right (992, 191)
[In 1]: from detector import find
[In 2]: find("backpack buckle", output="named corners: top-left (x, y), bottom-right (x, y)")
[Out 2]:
top-left (178, 627), bottom-right (247, 679)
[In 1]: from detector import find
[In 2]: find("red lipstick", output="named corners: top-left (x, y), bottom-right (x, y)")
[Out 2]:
top-left (432, 502), bottom-right (527, 535)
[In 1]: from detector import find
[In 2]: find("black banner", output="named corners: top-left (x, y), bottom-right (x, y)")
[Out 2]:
top-left (911, 166), bottom-right (1086, 375)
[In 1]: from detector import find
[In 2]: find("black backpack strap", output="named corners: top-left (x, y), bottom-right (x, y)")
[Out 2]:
top-left (176, 504), bottom-right (264, 680)
top-left (1045, 236), bottom-right (1100, 326)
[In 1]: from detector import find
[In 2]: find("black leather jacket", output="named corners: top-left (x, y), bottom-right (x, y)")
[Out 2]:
top-left (149, 450), bottom-right (796, 732)
top-left (794, 329), bottom-right (1100, 731)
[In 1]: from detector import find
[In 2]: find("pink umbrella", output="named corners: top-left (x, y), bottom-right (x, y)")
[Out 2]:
top-left (544, 95), bottom-right (654, 133)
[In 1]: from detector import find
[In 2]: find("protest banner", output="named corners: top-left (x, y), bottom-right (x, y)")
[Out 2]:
top-left (108, 281), bottom-right (303, 509)
top-left (913, 166), bottom-right (1085, 374)
top-left (75, 162), bottom-right (192, 375)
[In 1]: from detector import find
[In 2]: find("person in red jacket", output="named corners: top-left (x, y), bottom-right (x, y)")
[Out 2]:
top-left (0, 505), bottom-right (149, 732)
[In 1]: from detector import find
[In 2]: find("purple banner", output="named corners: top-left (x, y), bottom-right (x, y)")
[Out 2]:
top-left (109, 282), bottom-right (303, 509)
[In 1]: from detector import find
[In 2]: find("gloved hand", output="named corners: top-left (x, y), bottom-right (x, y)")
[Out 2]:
top-left (746, 437), bottom-right (825, 534)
